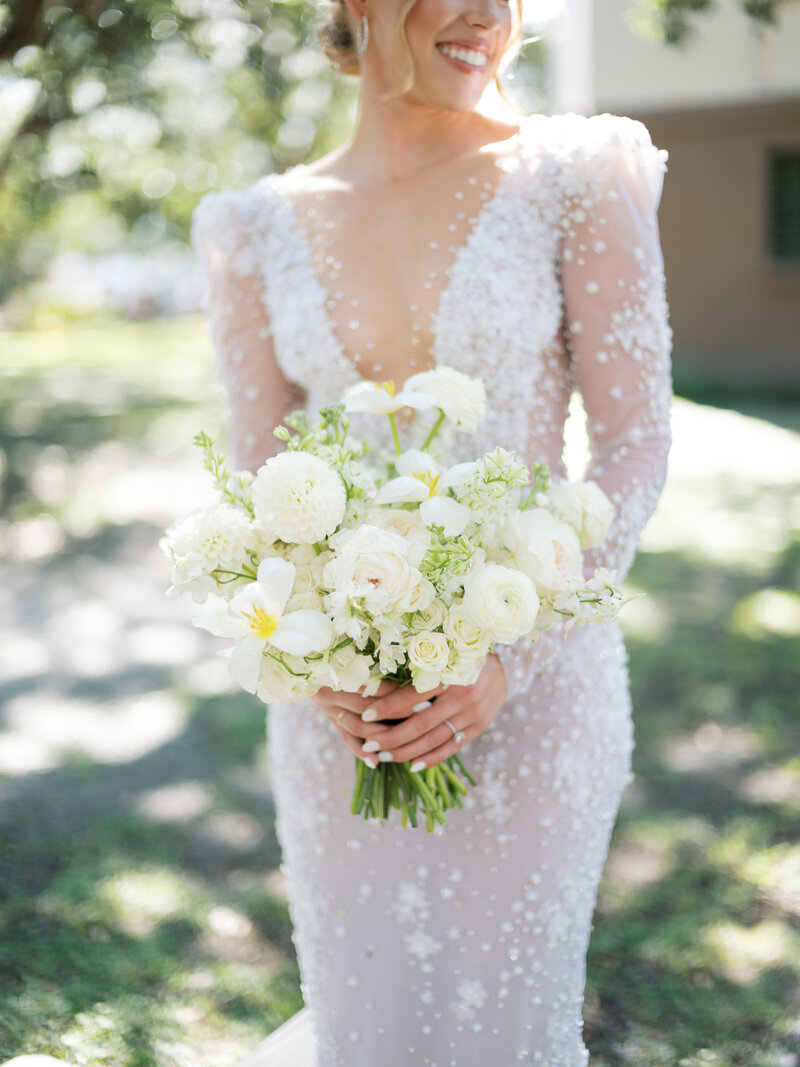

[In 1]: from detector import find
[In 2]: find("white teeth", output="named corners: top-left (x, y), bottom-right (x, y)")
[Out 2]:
top-left (438, 45), bottom-right (487, 69)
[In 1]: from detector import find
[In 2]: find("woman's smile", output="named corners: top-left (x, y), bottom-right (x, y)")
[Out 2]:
top-left (435, 40), bottom-right (491, 73)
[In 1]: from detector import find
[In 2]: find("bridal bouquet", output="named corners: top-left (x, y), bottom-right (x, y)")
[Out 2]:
top-left (160, 367), bottom-right (626, 831)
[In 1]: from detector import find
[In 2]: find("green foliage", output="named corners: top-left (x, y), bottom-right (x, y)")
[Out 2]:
top-left (625, 0), bottom-right (789, 45)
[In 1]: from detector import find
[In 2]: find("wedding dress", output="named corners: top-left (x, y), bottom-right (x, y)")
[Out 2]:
top-left (190, 111), bottom-right (673, 1066)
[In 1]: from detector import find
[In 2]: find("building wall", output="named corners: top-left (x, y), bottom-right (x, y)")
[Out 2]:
top-left (637, 101), bottom-right (800, 385)
top-left (593, 0), bottom-right (800, 114)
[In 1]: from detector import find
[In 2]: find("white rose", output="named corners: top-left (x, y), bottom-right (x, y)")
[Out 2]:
top-left (327, 645), bottom-right (374, 692)
top-left (323, 525), bottom-right (422, 614)
top-left (403, 367), bottom-right (486, 433)
top-left (405, 577), bottom-right (436, 614)
top-left (253, 451), bottom-right (346, 544)
top-left (443, 606), bottom-right (492, 657)
top-left (505, 509), bottom-right (584, 594)
top-left (407, 630), bottom-right (450, 673)
top-left (409, 598), bottom-right (448, 632)
top-left (441, 654), bottom-right (484, 687)
top-left (461, 563), bottom-right (539, 643)
top-left (546, 479), bottom-right (614, 550)
top-left (367, 507), bottom-right (431, 565)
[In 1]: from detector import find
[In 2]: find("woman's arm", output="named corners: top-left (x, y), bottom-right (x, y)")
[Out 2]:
top-left (496, 116), bottom-right (674, 702)
top-left (191, 189), bottom-right (305, 474)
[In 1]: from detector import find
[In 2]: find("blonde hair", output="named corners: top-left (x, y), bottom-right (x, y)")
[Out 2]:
top-left (316, 0), bottom-right (524, 107)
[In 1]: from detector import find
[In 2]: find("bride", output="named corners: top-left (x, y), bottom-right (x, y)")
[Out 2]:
top-left (190, 0), bottom-right (673, 1060)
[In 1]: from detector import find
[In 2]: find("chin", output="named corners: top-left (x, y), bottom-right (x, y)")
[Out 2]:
top-left (411, 78), bottom-right (488, 113)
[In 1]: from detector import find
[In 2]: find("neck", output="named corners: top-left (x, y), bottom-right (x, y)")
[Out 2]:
top-left (341, 93), bottom-right (515, 185)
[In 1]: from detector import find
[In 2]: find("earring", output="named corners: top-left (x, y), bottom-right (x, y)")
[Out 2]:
top-left (356, 13), bottom-right (369, 54)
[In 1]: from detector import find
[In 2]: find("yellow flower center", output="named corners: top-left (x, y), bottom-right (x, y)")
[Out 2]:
top-left (412, 471), bottom-right (440, 498)
top-left (379, 380), bottom-right (396, 396)
top-left (242, 604), bottom-right (279, 641)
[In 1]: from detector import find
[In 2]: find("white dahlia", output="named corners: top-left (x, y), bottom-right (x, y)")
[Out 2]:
top-left (253, 451), bottom-right (346, 544)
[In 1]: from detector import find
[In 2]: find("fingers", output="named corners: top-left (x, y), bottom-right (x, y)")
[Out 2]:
top-left (333, 721), bottom-right (378, 768)
top-left (372, 710), bottom-right (474, 766)
top-left (360, 683), bottom-right (446, 723)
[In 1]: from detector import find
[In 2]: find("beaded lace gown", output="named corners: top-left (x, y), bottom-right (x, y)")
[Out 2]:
top-left (190, 112), bottom-right (673, 1067)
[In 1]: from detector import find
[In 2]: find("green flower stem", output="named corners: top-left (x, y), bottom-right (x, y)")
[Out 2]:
top-left (387, 412), bottom-right (402, 457)
top-left (421, 410), bottom-right (446, 452)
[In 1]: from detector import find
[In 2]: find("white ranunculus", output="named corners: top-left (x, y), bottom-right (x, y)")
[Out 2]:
top-left (326, 645), bottom-right (374, 692)
top-left (405, 577), bottom-right (436, 614)
top-left (161, 504), bottom-right (255, 603)
top-left (323, 525), bottom-right (423, 615)
top-left (461, 563), bottom-right (539, 643)
top-left (343, 379), bottom-right (436, 416)
top-left (403, 367), bottom-right (486, 433)
top-left (443, 606), bottom-right (492, 657)
top-left (252, 452), bottom-right (346, 545)
top-left (504, 509), bottom-right (584, 594)
top-left (545, 479), bottom-right (614, 550)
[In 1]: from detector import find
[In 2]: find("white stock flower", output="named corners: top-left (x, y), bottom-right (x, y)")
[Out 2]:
top-left (252, 452), bottom-right (346, 544)
top-left (461, 563), bottom-right (539, 643)
top-left (161, 504), bottom-right (255, 603)
top-left (343, 379), bottom-right (436, 416)
top-left (545, 479), bottom-right (614, 550)
top-left (193, 557), bottom-right (333, 694)
top-left (323, 525), bottom-right (425, 615)
top-left (403, 367), bottom-right (486, 433)
top-left (505, 509), bottom-right (584, 594)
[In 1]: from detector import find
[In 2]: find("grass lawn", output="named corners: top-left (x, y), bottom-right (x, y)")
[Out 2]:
top-left (1, 320), bottom-right (798, 1067)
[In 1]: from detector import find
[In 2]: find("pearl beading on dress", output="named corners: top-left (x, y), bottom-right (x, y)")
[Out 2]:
top-left (190, 112), bottom-right (673, 1067)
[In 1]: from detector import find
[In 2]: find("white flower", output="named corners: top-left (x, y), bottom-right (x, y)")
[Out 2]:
top-left (193, 558), bottom-right (333, 693)
top-left (440, 654), bottom-right (484, 687)
top-left (375, 449), bottom-right (470, 537)
top-left (409, 598), bottom-right (448, 632)
top-left (161, 504), bottom-right (255, 603)
top-left (407, 630), bottom-right (450, 674)
top-left (443, 605), bottom-right (491, 657)
top-left (367, 506), bottom-right (431, 565)
top-left (326, 645), bottom-right (374, 692)
top-left (461, 563), bottom-right (539, 643)
top-left (323, 525), bottom-right (424, 615)
top-left (403, 367), bottom-right (486, 433)
top-left (545, 479), bottom-right (614, 550)
top-left (342, 379), bottom-right (436, 416)
top-left (505, 509), bottom-right (584, 593)
top-left (252, 452), bottom-right (346, 544)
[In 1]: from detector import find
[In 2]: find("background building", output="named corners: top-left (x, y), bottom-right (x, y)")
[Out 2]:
top-left (550, 0), bottom-right (800, 388)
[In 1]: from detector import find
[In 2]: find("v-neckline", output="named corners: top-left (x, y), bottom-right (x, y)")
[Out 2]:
top-left (260, 116), bottom-right (541, 392)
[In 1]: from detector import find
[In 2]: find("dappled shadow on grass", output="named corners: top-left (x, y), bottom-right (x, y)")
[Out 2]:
top-left (583, 542), bottom-right (800, 1066)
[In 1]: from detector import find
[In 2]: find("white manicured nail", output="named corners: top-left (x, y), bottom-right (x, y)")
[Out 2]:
top-left (410, 760), bottom-right (427, 773)
top-left (362, 740), bottom-right (381, 753)
top-left (412, 701), bottom-right (432, 712)
top-left (361, 755), bottom-right (377, 769)
top-left (361, 707), bottom-right (378, 722)
top-left (377, 751), bottom-right (394, 762)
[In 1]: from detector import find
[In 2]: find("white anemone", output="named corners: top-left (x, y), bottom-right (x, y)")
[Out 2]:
top-left (193, 557), bottom-right (333, 693)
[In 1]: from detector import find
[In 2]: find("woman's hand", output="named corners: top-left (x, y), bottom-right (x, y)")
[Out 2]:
top-left (312, 677), bottom-right (446, 765)
top-left (314, 654), bottom-right (508, 770)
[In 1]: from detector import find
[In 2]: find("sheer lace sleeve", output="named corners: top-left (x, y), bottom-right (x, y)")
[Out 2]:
top-left (496, 115), bottom-right (673, 701)
top-left (191, 188), bottom-right (305, 475)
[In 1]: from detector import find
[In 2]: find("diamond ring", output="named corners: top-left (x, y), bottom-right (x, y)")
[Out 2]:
top-left (444, 718), bottom-right (466, 745)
